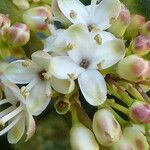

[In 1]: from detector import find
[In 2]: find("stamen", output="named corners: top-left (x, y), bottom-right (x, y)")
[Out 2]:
top-left (110, 17), bottom-right (117, 24)
top-left (70, 10), bottom-right (77, 19)
top-left (39, 70), bottom-right (51, 81)
top-left (65, 43), bottom-right (75, 51)
top-left (21, 86), bottom-right (30, 97)
top-left (79, 59), bottom-right (90, 69)
top-left (22, 59), bottom-right (32, 67)
top-left (0, 105), bottom-right (23, 125)
top-left (94, 34), bottom-right (102, 45)
top-left (45, 17), bottom-right (54, 25)
top-left (0, 114), bottom-right (21, 136)
top-left (97, 60), bottom-right (105, 70)
top-left (67, 73), bottom-right (77, 80)
top-left (88, 24), bottom-right (100, 32)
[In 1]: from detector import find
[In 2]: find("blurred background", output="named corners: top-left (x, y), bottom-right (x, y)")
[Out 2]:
top-left (0, 0), bottom-right (150, 149)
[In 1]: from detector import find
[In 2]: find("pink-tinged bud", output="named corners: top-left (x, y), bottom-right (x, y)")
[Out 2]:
top-left (92, 109), bottom-right (122, 146)
top-left (110, 136), bottom-right (135, 150)
top-left (124, 15), bottom-right (145, 40)
top-left (129, 101), bottom-right (150, 124)
top-left (140, 21), bottom-right (150, 36)
top-left (0, 14), bottom-right (10, 37)
top-left (123, 126), bottom-right (149, 150)
top-left (12, 0), bottom-right (30, 10)
top-left (7, 23), bottom-right (30, 47)
top-left (70, 123), bottom-right (99, 150)
top-left (23, 7), bottom-right (52, 31)
top-left (117, 55), bottom-right (150, 82)
top-left (130, 35), bottom-right (150, 56)
top-left (108, 4), bottom-right (130, 37)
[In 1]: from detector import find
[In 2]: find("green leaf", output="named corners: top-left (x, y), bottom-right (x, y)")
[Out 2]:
top-left (0, 0), bottom-right (23, 23)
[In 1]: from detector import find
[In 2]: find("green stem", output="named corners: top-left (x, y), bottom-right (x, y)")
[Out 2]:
top-left (71, 104), bottom-right (79, 125)
top-left (107, 99), bottom-right (129, 115)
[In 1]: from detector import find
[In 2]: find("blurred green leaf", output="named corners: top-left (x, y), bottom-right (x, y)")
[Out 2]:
top-left (0, 0), bottom-right (23, 23)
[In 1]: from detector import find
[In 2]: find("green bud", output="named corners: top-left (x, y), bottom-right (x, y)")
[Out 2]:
top-left (124, 15), bottom-right (145, 40)
top-left (12, 0), bottom-right (30, 10)
top-left (108, 3), bottom-right (130, 38)
top-left (70, 123), bottom-right (99, 150)
top-left (23, 7), bottom-right (52, 31)
top-left (117, 55), bottom-right (150, 82)
top-left (92, 109), bottom-right (122, 146)
top-left (54, 98), bottom-right (71, 115)
top-left (7, 23), bottom-right (30, 47)
top-left (123, 126), bottom-right (149, 150)
top-left (130, 35), bottom-right (150, 56)
top-left (140, 21), bottom-right (150, 36)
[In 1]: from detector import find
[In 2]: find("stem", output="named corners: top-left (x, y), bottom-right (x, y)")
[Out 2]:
top-left (107, 99), bottom-right (129, 115)
top-left (70, 104), bottom-right (79, 125)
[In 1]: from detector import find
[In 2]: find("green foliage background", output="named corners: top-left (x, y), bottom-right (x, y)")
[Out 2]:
top-left (0, 0), bottom-right (150, 149)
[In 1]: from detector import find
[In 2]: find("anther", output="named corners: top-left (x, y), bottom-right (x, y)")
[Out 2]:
top-left (22, 59), bottom-right (32, 67)
top-left (110, 17), bottom-right (117, 24)
top-left (67, 73), bottom-right (77, 80)
top-left (94, 34), bottom-right (102, 45)
top-left (70, 10), bottom-right (77, 19)
top-left (97, 60), bottom-right (105, 70)
top-left (20, 86), bottom-right (29, 97)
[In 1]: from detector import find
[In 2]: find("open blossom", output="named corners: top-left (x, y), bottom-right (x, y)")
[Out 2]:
top-left (0, 81), bottom-right (36, 144)
top-left (48, 24), bottom-right (125, 106)
top-left (4, 51), bottom-right (75, 115)
top-left (52, 0), bottom-right (121, 31)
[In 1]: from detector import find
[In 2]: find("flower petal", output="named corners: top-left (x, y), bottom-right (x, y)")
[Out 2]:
top-left (4, 60), bottom-right (38, 84)
top-left (25, 111), bottom-right (36, 141)
top-left (94, 0), bottom-right (121, 30)
top-left (51, 56), bottom-right (83, 79)
top-left (57, 0), bottom-right (89, 24)
top-left (31, 51), bottom-right (51, 70)
top-left (93, 39), bottom-right (125, 69)
top-left (78, 70), bottom-right (107, 106)
top-left (7, 114), bottom-right (25, 144)
top-left (26, 80), bottom-right (51, 116)
top-left (51, 77), bottom-right (75, 94)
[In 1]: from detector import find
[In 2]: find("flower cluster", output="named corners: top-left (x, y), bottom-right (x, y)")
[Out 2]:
top-left (0, 0), bottom-right (150, 149)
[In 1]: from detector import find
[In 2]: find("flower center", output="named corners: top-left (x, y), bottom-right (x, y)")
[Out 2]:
top-left (79, 59), bottom-right (90, 69)
top-left (39, 70), bottom-right (50, 80)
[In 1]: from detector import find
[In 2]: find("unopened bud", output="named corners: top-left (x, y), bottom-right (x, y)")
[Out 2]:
top-left (93, 109), bottom-right (122, 146)
top-left (70, 123), bottom-right (99, 150)
top-left (117, 55), bottom-right (150, 82)
top-left (7, 23), bottom-right (30, 47)
top-left (124, 15), bottom-right (145, 40)
top-left (54, 98), bottom-right (71, 115)
top-left (129, 101), bottom-right (150, 124)
top-left (123, 126), bottom-right (149, 150)
top-left (23, 7), bottom-right (52, 31)
top-left (108, 4), bottom-right (130, 38)
top-left (140, 21), bottom-right (150, 36)
top-left (110, 136), bottom-right (135, 150)
top-left (130, 35), bottom-right (150, 56)
top-left (12, 0), bottom-right (30, 10)
top-left (0, 14), bottom-right (10, 37)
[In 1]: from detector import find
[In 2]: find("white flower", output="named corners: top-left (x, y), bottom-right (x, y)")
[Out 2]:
top-left (4, 51), bottom-right (75, 115)
top-left (0, 81), bottom-right (35, 144)
top-left (50, 24), bottom-right (125, 106)
top-left (52, 0), bottom-right (121, 31)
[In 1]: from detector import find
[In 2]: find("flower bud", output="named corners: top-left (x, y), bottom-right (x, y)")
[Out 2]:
top-left (7, 23), bottom-right (30, 47)
top-left (129, 101), bottom-right (150, 124)
top-left (110, 136), bottom-right (135, 150)
top-left (23, 7), bottom-right (52, 31)
top-left (92, 109), bottom-right (122, 146)
top-left (140, 21), bottom-right (150, 36)
top-left (54, 98), bottom-right (71, 115)
top-left (124, 15), bottom-right (145, 40)
top-left (123, 126), bottom-right (149, 150)
top-left (117, 55), bottom-right (150, 82)
top-left (12, 0), bottom-right (30, 10)
top-left (0, 14), bottom-right (10, 37)
top-left (108, 4), bottom-right (130, 38)
top-left (70, 123), bottom-right (99, 150)
top-left (130, 35), bottom-right (150, 56)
